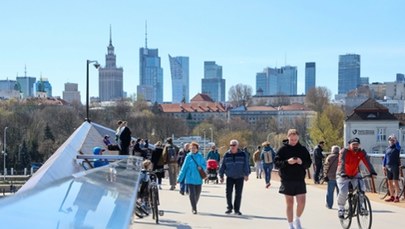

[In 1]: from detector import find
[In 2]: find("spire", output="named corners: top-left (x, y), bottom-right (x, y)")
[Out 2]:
top-left (145, 20), bottom-right (148, 48)
top-left (109, 24), bottom-right (112, 46)
top-left (24, 65), bottom-right (27, 77)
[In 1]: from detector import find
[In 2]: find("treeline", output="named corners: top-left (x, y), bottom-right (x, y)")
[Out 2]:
top-left (0, 87), bottom-right (344, 173)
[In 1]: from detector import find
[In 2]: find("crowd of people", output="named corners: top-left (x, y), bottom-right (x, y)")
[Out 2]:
top-left (90, 120), bottom-right (403, 229)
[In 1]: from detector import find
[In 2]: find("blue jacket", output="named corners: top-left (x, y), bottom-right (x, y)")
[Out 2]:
top-left (383, 144), bottom-right (400, 167)
top-left (219, 149), bottom-right (250, 179)
top-left (206, 150), bottom-right (220, 162)
top-left (177, 152), bottom-right (206, 185)
top-left (260, 146), bottom-right (276, 165)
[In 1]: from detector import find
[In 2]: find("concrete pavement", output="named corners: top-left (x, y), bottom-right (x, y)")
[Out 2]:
top-left (131, 174), bottom-right (405, 229)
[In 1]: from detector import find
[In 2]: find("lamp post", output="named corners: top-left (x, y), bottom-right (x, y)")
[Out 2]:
top-left (203, 130), bottom-right (206, 156)
top-left (86, 60), bottom-right (100, 122)
top-left (3, 126), bottom-right (8, 180)
top-left (209, 127), bottom-right (213, 143)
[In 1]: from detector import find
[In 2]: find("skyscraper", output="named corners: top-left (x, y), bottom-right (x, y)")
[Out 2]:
top-left (63, 82), bottom-right (81, 104)
top-left (256, 66), bottom-right (297, 96)
top-left (99, 26), bottom-right (123, 101)
top-left (396, 73), bottom-right (405, 83)
top-left (338, 54), bottom-right (360, 95)
top-left (16, 69), bottom-right (36, 98)
top-left (169, 55), bottom-right (189, 103)
top-left (305, 62), bottom-right (316, 94)
top-left (137, 25), bottom-right (163, 103)
top-left (201, 61), bottom-right (225, 102)
top-left (34, 77), bottom-right (52, 97)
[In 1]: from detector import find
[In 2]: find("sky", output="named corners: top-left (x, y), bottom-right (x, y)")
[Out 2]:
top-left (1, 0), bottom-right (404, 103)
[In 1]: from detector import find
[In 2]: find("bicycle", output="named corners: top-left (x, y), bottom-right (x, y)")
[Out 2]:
top-left (339, 174), bottom-right (373, 229)
top-left (378, 165), bottom-right (405, 200)
top-left (136, 169), bottom-right (164, 224)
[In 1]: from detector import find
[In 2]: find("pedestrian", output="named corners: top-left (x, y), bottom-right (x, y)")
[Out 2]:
top-left (219, 139), bottom-right (250, 215)
top-left (274, 129), bottom-right (312, 229)
top-left (116, 120), bottom-right (131, 155)
top-left (323, 145), bottom-right (340, 209)
top-left (151, 141), bottom-right (165, 189)
top-left (206, 145), bottom-right (220, 163)
top-left (93, 147), bottom-right (109, 168)
top-left (177, 142), bottom-right (206, 214)
top-left (162, 137), bottom-right (180, 190)
top-left (313, 141), bottom-right (325, 184)
top-left (253, 146), bottom-right (262, 179)
top-left (178, 143), bottom-right (191, 195)
top-left (382, 135), bottom-right (401, 202)
top-left (260, 141), bottom-right (276, 188)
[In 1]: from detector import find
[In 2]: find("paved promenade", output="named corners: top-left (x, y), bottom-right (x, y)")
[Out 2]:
top-left (132, 174), bottom-right (405, 229)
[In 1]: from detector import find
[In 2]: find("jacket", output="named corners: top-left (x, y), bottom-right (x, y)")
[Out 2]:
top-left (336, 148), bottom-right (376, 177)
top-left (313, 145), bottom-right (324, 165)
top-left (219, 149), bottom-right (250, 179)
top-left (323, 152), bottom-right (339, 180)
top-left (383, 144), bottom-right (400, 168)
top-left (177, 152), bottom-right (206, 185)
top-left (274, 141), bottom-right (312, 181)
top-left (260, 146), bottom-right (276, 164)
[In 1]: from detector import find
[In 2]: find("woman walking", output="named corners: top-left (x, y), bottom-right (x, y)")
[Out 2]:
top-left (177, 142), bottom-right (206, 214)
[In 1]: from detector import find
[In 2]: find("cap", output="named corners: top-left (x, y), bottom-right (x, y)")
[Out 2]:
top-left (348, 137), bottom-right (360, 144)
top-left (93, 147), bottom-right (105, 155)
top-left (388, 135), bottom-right (397, 141)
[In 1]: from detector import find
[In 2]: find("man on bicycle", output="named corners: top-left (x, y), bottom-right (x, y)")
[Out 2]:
top-left (336, 137), bottom-right (377, 218)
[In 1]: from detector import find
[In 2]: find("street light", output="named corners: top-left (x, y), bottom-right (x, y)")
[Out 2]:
top-left (3, 126), bottom-right (8, 180)
top-left (86, 59), bottom-right (100, 122)
top-left (209, 127), bottom-right (213, 143)
top-left (203, 130), bottom-right (206, 156)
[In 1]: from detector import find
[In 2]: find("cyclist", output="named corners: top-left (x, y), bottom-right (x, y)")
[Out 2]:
top-left (336, 137), bottom-right (377, 219)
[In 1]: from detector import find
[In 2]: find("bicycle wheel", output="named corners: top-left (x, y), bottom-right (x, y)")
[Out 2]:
top-left (378, 178), bottom-right (388, 199)
top-left (398, 177), bottom-right (404, 199)
top-left (151, 187), bottom-right (159, 224)
top-left (340, 195), bottom-right (353, 229)
top-left (357, 194), bottom-right (372, 229)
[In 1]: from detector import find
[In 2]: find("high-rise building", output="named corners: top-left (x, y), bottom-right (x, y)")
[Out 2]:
top-left (338, 54), bottom-right (360, 95)
top-left (0, 79), bottom-right (18, 91)
top-left (201, 61), bottom-right (225, 102)
top-left (34, 77), bottom-right (52, 97)
top-left (305, 62), bottom-right (316, 94)
top-left (360, 77), bottom-right (369, 85)
top-left (169, 55), bottom-right (189, 103)
top-left (63, 82), bottom-right (81, 104)
top-left (137, 26), bottom-right (163, 103)
top-left (256, 66), bottom-right (297, 96)
top-left (396, 73), bottom-right (405, 83)
top-left (99, 27), bottom-right (123, 101)
top-left (16, 73), bottom-right (36, 98)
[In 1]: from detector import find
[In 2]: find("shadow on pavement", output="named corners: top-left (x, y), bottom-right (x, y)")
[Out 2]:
top-left (133, 219), bottom-right (193, 229)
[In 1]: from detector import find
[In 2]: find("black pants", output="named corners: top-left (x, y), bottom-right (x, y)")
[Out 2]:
top-left (188, 184), bottom-right (202, 211)
top-left (226, 177), bottom-right (244, 212)
top-left (314, 162), bottom-right (323, 182)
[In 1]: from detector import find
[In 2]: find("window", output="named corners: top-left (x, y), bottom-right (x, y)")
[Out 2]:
top-left (376, 128), bottom-right (386, 142)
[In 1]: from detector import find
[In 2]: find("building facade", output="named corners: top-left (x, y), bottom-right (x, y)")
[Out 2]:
top-left (137, 47), bottom-right (163, 103)
top-left (256, 66), bottom-right (297, 96)
top-left (305, 62), bottom-right (316, 94)
top-left (201, 61), bottom-right (226, 102)
top-left (63, 82), bottom-right (81, 104)
top-left (99, 28), bottom-right (123, 101)
top-left (16, 76), bottom-right (36, 98)
top-left (169, 55), bottom-right (189, 103)
top-left (338, 54), bottom-right (361, 95)
top-left (34, 77), bottom-right (52, 97)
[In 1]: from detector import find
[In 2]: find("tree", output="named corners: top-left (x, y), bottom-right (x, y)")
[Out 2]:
top-left (305, 87), bottom-right (331, 113)
top-left (44, 123), bottom-right (55, 141)
top-left (228, 84), bottom-right (253, 107)
top-left (20, 140), bottom-right (31, 170)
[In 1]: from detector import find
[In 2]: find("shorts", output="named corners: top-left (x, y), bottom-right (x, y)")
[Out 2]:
top-left (386, 166), bottom-right (400, 180)
top-left (279, 180), bottom-right (307, 196)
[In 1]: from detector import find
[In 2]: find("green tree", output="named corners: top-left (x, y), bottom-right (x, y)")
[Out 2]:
top-left (44, 123), bottom-right (55, 141)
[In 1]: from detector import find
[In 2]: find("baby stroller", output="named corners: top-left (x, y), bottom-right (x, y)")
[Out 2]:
top-left (205, 159), bottom-right (219, 184)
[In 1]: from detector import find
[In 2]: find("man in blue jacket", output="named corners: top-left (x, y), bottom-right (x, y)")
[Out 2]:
top-left (219, 139), bottom-right (250, 215)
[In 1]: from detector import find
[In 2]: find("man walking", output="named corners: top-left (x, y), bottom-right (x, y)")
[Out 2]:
top-left (313, 141), bottom-right (325, 184)
top-left (163, 137), bottom-right (180, 190)
top-left (219, 139), bottom-right (250, 215)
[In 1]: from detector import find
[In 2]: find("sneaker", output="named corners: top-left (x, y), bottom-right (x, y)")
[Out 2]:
top-left (394, 196), bottom-right (400, 203)
top-left (192, 210), bottom-right (197, 214)
top-left (294, 218), bottom-right (302, 229)
top-left (234, 211), bottom-right (242, 215)
top-left (225, 209), bottom-right (232, 214)
top-left (338, 209), bottom-right (345, 219)
top-left (266, 183), bottom-right (271, 189)
top-left (158, 185), bottom-right (162, 190)
top-left (179, 190), bottom-right (184, 195)
top-left (170, 186), bottom-right (176, 190)
top-left (385, 196), bottom-right (395, 202)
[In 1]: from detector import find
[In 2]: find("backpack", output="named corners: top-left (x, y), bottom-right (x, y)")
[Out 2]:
top-left (167, 145), bottom-right (177, 162)
top-left (263, 150), bottom-right (273, 164)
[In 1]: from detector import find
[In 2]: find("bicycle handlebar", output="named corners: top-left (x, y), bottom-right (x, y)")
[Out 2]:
top-left (344, 174), bottom-right (374, 179)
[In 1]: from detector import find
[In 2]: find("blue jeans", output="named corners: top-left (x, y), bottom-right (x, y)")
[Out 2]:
top-left (326, 179), bottom-right (338, 208)
top-left (262, 163), bottom-right (273, 184)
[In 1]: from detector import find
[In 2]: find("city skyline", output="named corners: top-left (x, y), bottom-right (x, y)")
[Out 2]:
top-left (1, 1), bottom-right (404, 102)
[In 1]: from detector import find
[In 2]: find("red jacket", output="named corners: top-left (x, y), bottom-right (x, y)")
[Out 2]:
top-left (336, 148), bottom-right (376, 177)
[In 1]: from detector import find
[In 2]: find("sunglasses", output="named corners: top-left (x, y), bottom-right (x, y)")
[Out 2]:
top-left (230, 144), bottom-right (237, 147)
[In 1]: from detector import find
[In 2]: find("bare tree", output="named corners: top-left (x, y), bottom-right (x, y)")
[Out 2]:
top-left (305, 87), bottom-right (331, 113)
top-left (228, 84), bottom-right (253, 107)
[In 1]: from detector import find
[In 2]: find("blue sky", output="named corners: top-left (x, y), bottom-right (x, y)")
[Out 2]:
top-left (1, 0), bottom-right (404, 102)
